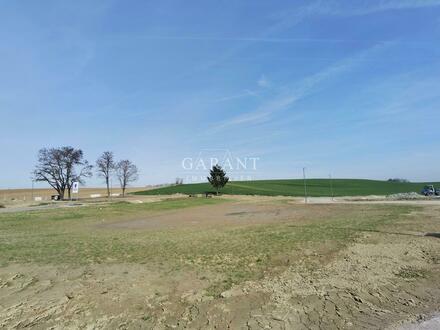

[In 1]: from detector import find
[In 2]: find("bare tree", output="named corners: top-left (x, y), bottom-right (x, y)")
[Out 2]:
top-left (33, 146), bottom-right (93, 200)
top-left (116, 160), bottom-right (139, 196)
top-left (96, 151), bottom-right (115, 198)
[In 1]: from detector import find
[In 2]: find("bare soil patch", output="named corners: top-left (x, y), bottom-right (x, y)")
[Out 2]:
top-left (0, 187), bottom-right (147, 207)
top-left (99, 202), bottom-right (349, 230)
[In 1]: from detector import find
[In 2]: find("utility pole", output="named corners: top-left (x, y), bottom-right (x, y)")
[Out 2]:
top-left (303, 167), bottom-right (308, 204)
top-left (329, 174), bottom-right (334, 201)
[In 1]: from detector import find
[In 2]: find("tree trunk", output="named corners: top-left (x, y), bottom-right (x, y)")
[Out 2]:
top-left (122, 187), bottom-right (126, 197)
top-left (106, 177), bottom-right (110, 198)
top-left (58, 187), bottom-right (65, 200)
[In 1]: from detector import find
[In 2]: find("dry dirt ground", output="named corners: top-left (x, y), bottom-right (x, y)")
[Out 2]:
top-left (0, 187), bottom-right (147, 206)
top-left (0, 197), bottom-right (439, 329)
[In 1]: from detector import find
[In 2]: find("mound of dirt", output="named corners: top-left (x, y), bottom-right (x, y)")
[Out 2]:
top-left (387, 192), bottom-right (425, 200)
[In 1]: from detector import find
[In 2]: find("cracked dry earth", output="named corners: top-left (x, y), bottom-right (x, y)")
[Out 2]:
top-left (1, 205), bottom-right (440, 329)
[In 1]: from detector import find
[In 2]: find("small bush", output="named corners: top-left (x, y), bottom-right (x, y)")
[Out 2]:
top-left (0, 204), bottom-right (5, 208)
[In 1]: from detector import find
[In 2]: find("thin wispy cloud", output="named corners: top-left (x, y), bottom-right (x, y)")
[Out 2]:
top-left (130, 35), bottom-right (361, 43)
top-left (166, 0), bottom-right (440, 83)
top-left (211, 76), bottom-right (270, 104)
top-left (257, 75), bottom-right (270, 88)
top-left (212, 90), bottom-right (258, 103)
top-left (360, 75), bottom-right (440, 125)
top-left (275, 0), bottom-right (440, 20)
top-left (213, 43), bottom-right (391, 131)
top-left (124, 34), bottom-right (433, 47)
top-left (163, 2), bottom-right (324, 80)
top-left (344, 0), bottom-right (440, 15)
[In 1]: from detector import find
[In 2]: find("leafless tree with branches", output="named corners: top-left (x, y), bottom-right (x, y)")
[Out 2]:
top-left (33, 146), bottom-right (93, 200)
top-left (96, 151), bottom-right (115, 198)
top-left (116, 160), bottom-right (139, 196)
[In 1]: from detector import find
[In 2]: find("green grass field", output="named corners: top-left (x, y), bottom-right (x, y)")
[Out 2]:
top-left (135, 179), bottom-right (439, 197)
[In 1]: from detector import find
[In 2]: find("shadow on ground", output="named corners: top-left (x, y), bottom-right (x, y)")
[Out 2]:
top-left (425, 232), bottom-right (440, 238)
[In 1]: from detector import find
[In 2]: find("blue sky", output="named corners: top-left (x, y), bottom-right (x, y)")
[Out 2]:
top-left (1, 0), bottom-right (440, 188)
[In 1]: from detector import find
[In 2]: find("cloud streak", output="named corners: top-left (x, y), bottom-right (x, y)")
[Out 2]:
top-left (276, 0), bottom-right (440, 23)
top-left (159, 0), bottom-right (440, 84)
top-left (258, 75), bottom-right (270, 88)
top-left (212, 43), bottom-right (390, 131)
top-left (212, 90), bottom-right (258, 103)
top-left (275, 0), bottom-right (440, 20)
top-left (345, 0), bottom-right (440, 14)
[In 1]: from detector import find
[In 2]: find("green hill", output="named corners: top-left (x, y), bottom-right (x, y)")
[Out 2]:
top-left (134, 179), bottom-right (439, 197)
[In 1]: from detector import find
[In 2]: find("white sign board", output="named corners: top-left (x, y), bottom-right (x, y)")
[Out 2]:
top-left (72, 181), bottom-right (79, 194)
